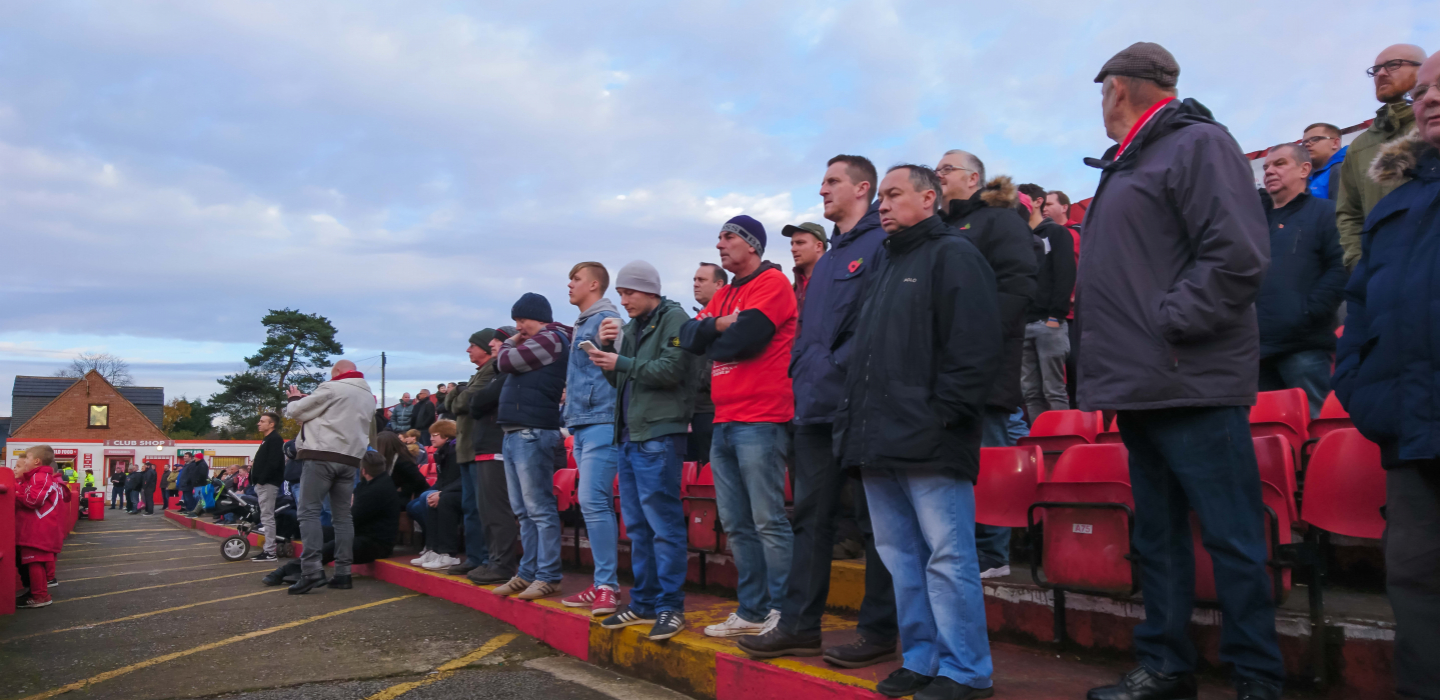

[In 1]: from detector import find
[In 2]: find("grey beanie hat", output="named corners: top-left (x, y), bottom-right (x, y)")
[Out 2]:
top-left (614, 260), bottom-right (662, 296)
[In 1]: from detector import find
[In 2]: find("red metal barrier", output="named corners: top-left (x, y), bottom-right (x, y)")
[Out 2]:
top-left (1, 467), bottom-right (15, 615)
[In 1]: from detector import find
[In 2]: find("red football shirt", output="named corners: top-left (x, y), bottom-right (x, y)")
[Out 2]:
top-left (696, 267), bottom-right (797, 423)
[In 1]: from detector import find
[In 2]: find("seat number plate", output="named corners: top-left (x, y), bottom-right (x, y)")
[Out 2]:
top-left (1072, 524), bottom-right (1093, 534)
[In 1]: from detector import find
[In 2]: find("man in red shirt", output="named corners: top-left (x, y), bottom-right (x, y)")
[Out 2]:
top-left (680, 214), bottom-right (798, 638)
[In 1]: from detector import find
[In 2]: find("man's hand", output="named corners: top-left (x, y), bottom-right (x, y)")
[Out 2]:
top-left (426, 491), bottom-right (440, 508)
top-left (598, 317), bottom-right (622, 343)
top-left (285, 384), bottom-right (304, 399)
top-left (586, 347), bottom-right (619, 371)
top-left (715, 312), bottom-right (739, 332)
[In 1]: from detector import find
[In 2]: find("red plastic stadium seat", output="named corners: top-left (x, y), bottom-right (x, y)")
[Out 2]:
top-left (1095, 415), bottom-right (1123, 444)
top-left (565, 435), bottom-right (578, 470)
top-left (1302, 429), bottom-right (1386, 539)
top-left (553, 468), bottom-right (578, 512)
top-left (683, 463), bottom-right (725, 553)
top-left (1194, 436), bottom-right (1296, 602)
top-left (1249, 389), bottom-right (1310, 461)
top-left (1306, 392), bottom-right (1354, 444)
top-left (1030, 443), bottom-right (1137, 595)
top-left (1019, 410), bottom-right (1104, 478)
top-left (976, 446), bottom-right (1043, 528)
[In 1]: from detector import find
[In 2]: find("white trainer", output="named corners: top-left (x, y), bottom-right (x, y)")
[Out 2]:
top-left (424, 554), bottom-right (462, 570)
top-left (410, 549), bottom-right (434, 566)
top-left (703, 612), bottom-right (767, 638)
top-left (980, 565), bottom-right (1011, 579)
top-left (760, 608), bottom-right (781, 635)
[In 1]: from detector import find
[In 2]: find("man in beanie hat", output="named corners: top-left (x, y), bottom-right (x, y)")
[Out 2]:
top-left (432, 328), bottom-right (501, 576)
top-left (465, 326), bottom-right (522, 586)
top-left (582, 260), bottom-right (697, 641)
top-left (680, 215), bottom-right (798, 637)
top-left (1080, 43), bottom-right (1283, 700)
top-left (490, 293), bottom-right (573, 601)
top-left (559, 262), bottom-right (625, 615)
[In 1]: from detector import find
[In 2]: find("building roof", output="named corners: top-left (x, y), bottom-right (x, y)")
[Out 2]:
top-left (11, 376), bottom-right (164, 428)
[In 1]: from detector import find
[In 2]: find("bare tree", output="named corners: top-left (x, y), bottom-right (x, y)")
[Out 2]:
top-left (55, 351), bottom-right (134, 386)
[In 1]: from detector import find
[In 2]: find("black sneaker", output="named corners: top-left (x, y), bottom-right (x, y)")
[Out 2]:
top-left (916, 676), bottom-right (994, 700)
top-left (1086, 667), bottom-right (1196, 700)
top-left (19, 596), bottom-right (52, 609)
top-left (737, 627), bottom-right (823, 658)
top-left (251, 552), bottom-right (278, 562)
top-left (47, 579), bottom-right (58, 588)
top-left (287, 574), bottom-right (328, 595)
top-left (329, 574), bottom-right (352, 589)
top-left (466, 565), bottom-right (514, 586)
top-left (823, 635), bottom-right (899, 668)
top-left (600, 606), bottom-right (657, 629)
top-left (648, 611), bottom-right (686, 640)
top-left (1235, 679), bottom-right (1281, 700)
top-left (877, 668), bottom-right (934, 698)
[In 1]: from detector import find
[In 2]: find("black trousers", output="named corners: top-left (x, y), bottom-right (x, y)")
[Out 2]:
top-left (1065, 317), bottom-right (1080, 409)
top-left (1386, 463), bottom-right (1440, 698)
top-left (426, 490), bottom-right (465, 556)
top-left (142, 487), bottom-right (155, 514)
top-left (687, 412), bottom-right (715, 463)
top-left (476, 459), bottom-right (519, 574)
top-left (275, 534), bottom-right (393, 579)
top-left (779, 422), bottom-right (898, 641)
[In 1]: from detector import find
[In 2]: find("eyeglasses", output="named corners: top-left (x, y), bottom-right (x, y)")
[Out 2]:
top-left (1410, 81), bottom-right (1440, 105)
top-left (1301, 135), bottom-right (1338, 146)
top-left (1367, 59), bottom-right (1422, 78)
top-left (935, 165), bottom-right (973, 177)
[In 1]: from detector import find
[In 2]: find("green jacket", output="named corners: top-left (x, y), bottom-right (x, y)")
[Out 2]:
top-left (602, 297), bottom-right (697, 443)
top-left (1337, 101), bottom-right (1415, 269)
top-left (449, 360), bottom-right (497, 463)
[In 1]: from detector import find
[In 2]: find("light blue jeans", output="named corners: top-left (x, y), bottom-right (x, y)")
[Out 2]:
top-left (503, 428), bottom-right (563, 584)
top-left (710, 421), bottom-right (792, 623)
top-left (864, 468), bottom-right (993, 688)
top-left (572, 423), bottom-right (619, 590)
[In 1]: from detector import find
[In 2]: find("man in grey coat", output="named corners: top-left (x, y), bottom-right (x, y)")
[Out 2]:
top-left (1077, 43), bottom-right (1283, 700)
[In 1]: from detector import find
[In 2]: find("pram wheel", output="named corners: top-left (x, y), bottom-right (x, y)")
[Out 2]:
top-left (221, 535), bottom-right (251, 562)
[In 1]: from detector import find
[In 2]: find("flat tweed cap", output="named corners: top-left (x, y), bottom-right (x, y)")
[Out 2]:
top-left (1094, 42), bottom-right (1179, 88)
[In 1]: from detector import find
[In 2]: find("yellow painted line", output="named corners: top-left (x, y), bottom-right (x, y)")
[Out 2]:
top-left (17, 594), bottom-right (419, 700)
top-left (61, 554), bottom-right (217, 572)
top-left (52, 570), bottom-right (262, 604)
top-left (66, 528), bottom-right (175, 534)
top-left (61, 544), bottom-right (211, 562)
top-left (363, 633), bottom-right (519, 700)
top-left (2, 589), bottom-right (287, 643)
top-left (60, 539), bottom-right (200, 552)
top-left (64, 560), bottom-right (268, 584)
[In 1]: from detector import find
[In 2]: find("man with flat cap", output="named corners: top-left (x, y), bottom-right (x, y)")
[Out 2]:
top-left (1076, 42), bottom-right (1283, 700)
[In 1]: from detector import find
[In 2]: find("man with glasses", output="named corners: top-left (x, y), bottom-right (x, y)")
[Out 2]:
top-left (1302, 123), bottom-right (1346, 200)
top-left (1337, 44), bottom-right (1428, 269)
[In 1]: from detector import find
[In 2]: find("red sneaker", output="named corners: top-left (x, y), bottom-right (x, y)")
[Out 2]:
top-left (591, 586), bottom-right (620, 615)
top-left (561, 585), bottom-right (599, 609)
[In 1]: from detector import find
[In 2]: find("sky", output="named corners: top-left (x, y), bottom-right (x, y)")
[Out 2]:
top-left (1, 0), bottom-right (1435, 416)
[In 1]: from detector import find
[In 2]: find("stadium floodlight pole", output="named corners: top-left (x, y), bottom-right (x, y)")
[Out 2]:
top-left (380, 352), bottom-right (386, 409)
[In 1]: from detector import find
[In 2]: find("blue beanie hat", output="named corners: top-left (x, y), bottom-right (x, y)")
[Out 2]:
top-left (722, 215), bottom-right (767, 255)
top-left (510, 292), bottom-right (553, 324)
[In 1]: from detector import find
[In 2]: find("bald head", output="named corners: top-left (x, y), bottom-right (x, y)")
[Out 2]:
top-left (331, 360), bottom-right (357, 378)
top-left (1417, 53), bottom-right (1440, 149)
top-left (1373, 44), bottom-right (1428, 103)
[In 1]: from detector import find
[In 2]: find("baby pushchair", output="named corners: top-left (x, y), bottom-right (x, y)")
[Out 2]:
top-left (219, 482), bottom-right (299, 561)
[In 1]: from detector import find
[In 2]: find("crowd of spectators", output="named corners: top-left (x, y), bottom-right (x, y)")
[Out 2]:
top-left (253, 41), bottom-right (1440, 700)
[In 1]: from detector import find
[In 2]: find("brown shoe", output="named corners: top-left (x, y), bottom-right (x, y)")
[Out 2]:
top-left (515, 580), bottom-right (562, 601)
top-left (492, 576), bottom-right (532, 596)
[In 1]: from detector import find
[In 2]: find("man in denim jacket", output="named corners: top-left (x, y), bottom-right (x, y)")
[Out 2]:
top-left (559, 262), bottom-right (625, 616)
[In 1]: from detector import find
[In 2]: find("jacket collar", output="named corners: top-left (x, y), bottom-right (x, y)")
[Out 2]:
top-left (1272, 190), bottom-right (1312, 216)
top-left (833, 202), bottom-right (882, 248)
top-left (332, 371), bottom-right (364, 381)
top-left (883, 215), bottom-right (947, 255)
top-left (946, 191), bottom-right (986, 220)
top-left (577, 297), bottom-right (619, 323)
top-left (1375, 101), bottom-right (1416, 135)
top-left (1084, 98), bottom-right (1219, 172)
top-left (1117, 97), bottom-right (1176, 157)
top-left (730, 261), bottom-right (783, 288)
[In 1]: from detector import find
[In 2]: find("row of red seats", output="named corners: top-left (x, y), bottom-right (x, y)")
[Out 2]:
top-left (1020, 390), bottom-right (1358, 475)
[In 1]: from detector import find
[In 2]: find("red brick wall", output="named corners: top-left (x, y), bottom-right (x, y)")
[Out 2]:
top-left (9, 371), bottom-right (168, 442)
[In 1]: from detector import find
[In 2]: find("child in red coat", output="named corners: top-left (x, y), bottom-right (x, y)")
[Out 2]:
top-left (14, 444), bottom-right (71, 608)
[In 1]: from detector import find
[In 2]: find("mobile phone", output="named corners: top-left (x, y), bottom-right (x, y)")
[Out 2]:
top-left (578, 340), bottom-right (598, 353)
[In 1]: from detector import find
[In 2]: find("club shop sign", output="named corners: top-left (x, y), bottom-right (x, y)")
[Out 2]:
top-left (104, 439), bottom-right (175, 447)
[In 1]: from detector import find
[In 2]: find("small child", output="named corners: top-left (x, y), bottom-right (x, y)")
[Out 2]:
top-left (14, 445), bottom-right (71, 609)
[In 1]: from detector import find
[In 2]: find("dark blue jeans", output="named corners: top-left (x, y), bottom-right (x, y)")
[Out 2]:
top-left (1116, 406), bottom-right (1285, 687)
top-left (459, 462), bottom-right (488, 567)
top-left (617, 434), bottom-right (688, 615)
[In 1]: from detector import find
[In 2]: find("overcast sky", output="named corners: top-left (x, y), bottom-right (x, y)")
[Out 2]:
top-left (1, 1), bottom-right (1435, 415)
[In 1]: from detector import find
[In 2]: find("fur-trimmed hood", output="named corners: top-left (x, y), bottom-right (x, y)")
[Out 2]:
top-left (1369, 129), bottom-right (1437, 186)
top-left (978, 175), bottom-right (1018, 209)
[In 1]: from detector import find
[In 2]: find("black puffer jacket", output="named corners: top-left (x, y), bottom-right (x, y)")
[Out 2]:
top-left (468, 368), bottom-right (509, 458)
top-left (942, 177), bottom-right (1038, 412)
top-left (1076, 98), bottom-right (1269, 410)
top-left (1257, 192), bottom-right (1346, 357)
top-left (250, 430), bottom-right (285, 487)
top-left (835, 215), bottom-right (1003, 482)
top-left (1027, 219), bottom-right (1077, 323)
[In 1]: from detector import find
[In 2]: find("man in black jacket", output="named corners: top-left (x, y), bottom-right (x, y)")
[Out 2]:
top-left (1257, 144), bottom-right (1346, 419)
top-left (1079, 44), bottom-right (1282, 700)
top-left (466, 327), bottom-right (522, 586)
top-left (836, 164), bottom-right (1002, 700)
top-left (262, 451), bottom-right (399, 587)
top-left (178, 453), bottom-right (208, 513)
top-left (935, 150), bottom-right (1038, 579)
top-left (251, 412), bottom-right (286, 562)
top-left (124, 463), bottom-right (143, 514)
top-left (1017, 183), bottom-right (1077, 423)
top-left (139, 462), bottom-right (157, 515)
top-left (109, 468), bottom-right (126, 509)
top-left (412, 389), bottom-right (437, 446)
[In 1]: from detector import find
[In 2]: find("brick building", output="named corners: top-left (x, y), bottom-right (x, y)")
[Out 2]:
top-left (6, 371), bottom-right (259, 487)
